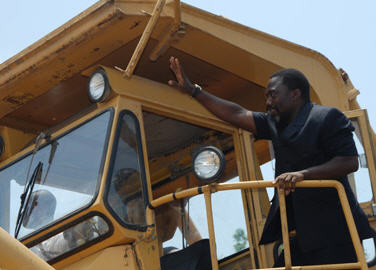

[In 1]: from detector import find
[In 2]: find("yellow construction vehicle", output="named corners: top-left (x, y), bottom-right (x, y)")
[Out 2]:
top-left (0, 1), bottom-right (376, 269)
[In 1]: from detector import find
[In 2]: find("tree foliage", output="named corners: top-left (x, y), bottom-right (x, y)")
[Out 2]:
top-left (233, 228), bottom-right (247, 252)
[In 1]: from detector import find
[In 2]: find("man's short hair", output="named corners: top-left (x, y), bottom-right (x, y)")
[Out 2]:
top-left (270, 68), bottom-right (311, 102)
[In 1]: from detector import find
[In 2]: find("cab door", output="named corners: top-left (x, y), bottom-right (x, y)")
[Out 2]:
top-left (345, 109), bottom-right (376, 266)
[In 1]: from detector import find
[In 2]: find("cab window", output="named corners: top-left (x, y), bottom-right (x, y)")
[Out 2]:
top-left (0, 110), bottom-right (112, 239)
top-left (142, 111), bottom-right (250, 260)
top-left (29, 214), bottom-right (111, 263)
top-left (105, 111), bottom-right (148, 229)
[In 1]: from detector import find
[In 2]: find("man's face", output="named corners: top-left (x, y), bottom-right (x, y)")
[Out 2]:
top-left (265, 76), bottom-right (295, 123)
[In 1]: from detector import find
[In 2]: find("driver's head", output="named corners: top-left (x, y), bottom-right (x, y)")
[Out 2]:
top-left (23, 189), bottom-right (57, 229)
top-left (112, 168), bottom-right (145, 224)
top-left (113, 168), bottom-right (140, 193)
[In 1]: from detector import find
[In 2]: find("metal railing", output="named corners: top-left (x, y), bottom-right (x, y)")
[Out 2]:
top-left (147, 180), bottom-right (368, 270)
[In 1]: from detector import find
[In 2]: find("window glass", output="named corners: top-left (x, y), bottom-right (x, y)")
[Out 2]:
top-left (142, 111), bottom-right (249, 260)
top-left (30, 215), bottom-right (110, 262)
top-left (170, 177), bottom-right (249, 259)
top-left (106, 112), bottom-right (147, 226)
top-left (363, 238), bottom-right (376, 265)
top-left (261, 159), bottom-right (275, 201)
top-left (0, 111), bottom-right (111, 238)
top-left (350, 118), bottom-right (376, 264)
top-left (350, 120), bottom-right (373, 203)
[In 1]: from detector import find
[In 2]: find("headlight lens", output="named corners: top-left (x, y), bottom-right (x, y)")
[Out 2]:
top-left (88, 69), bottom-right (111, 103)
top-left (192, 146), bottom-right (225, 183)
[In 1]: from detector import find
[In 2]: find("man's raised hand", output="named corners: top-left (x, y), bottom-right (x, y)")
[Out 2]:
top-left (168, 56), bottom-right (195, 95)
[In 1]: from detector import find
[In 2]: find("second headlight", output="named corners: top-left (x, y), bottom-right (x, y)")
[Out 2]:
top-left (192, 146), bottom-right (226, 184)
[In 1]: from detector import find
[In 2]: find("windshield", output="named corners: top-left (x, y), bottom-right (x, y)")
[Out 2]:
top-left (0, 110), bottom-right (112, 239)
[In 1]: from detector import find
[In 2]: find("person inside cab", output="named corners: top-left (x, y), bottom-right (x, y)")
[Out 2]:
top-left (110, 167), bottom-right (202, 255)
top-left (25, 189), bottom-right (100, 261)
top-left (23, 189), bottom-right (56, 230)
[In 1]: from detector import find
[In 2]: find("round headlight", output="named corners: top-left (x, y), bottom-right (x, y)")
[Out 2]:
top-left (88, 69), bottom-right (111, 103)
top-left (192, 146), bottom-right (226, 184)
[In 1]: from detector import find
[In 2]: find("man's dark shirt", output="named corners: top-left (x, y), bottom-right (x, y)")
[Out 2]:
top-left (253, 102), bottom-right (372, 252)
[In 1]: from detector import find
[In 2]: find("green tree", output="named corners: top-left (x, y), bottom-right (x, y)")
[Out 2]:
top-left (233, 228), bottom-right (247, 252)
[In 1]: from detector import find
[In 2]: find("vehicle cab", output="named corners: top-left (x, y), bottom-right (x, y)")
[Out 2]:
top-left (1, 1), bottom-right (376, 269)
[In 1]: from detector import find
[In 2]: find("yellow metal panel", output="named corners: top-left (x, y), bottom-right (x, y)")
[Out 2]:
top-left (345, 109), bottom-right (376, 204)
top-left (102, 66), bottom-right (235, 133)
top-left (0, 4), bottom-right (146, 119)
top-left (238, 130), bottom-right (270, 268)
top-left (0, 0), bottom-right (353, 123)
top-left (0, 227), bottom-right (54, 270)
top-left (134, 238), bottom-right (161, 270)
top-left (173, 3), bottom-right (348, 110)
top-left (232, 130), bottom-right (257, 268)
top-left (0, 126), bottom-right (35, 161)
top-left (3, 99), bottom-right (146, 268)
top-left (61, 245), bottom-right (138, 270)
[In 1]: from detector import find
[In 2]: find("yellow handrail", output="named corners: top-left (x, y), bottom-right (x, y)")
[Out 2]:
top-left (148, 180), bottom-right (368, 270)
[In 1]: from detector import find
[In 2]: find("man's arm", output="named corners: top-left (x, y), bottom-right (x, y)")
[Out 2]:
top-left (168, 57), bottom-right (257, 134)
top-left (275, 156), bottom-right (358, 195)
top-left (300, 155), bottom-right (358, 180)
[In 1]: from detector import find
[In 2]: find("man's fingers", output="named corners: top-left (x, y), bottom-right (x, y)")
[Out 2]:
top-left (274, 174), bottom-right (294, 194)
top-left (274, 175), bottom-right (291, 196)
top-left (291, 178), bottom-right (296, 192)
top-left (285, 174), bottom-right (294, 191)
top-left (169, 57), bottom-right (179, 74)
top-left (170, 57), bottom-right (180, 73)
top-left (169, 57), bottom-right (186, 85)
top-left (273, 175), bottom-right (283, 187)
top-left (275, 175), bottom-right (285, 190)
top-left (168, 80), bottom-right (179, 87)
top-left (273, 173), bottom-right (285, 183)
top-left (169, 56), bottom-right (177, 71)
top-left (274, 172), bottom-right (304, 195)
top-left (284, 175), bottom-right (293, 194)
top-left (174, 59), bottom-right (186, 84)
top-left (284, 174), bottom-right (292, 182)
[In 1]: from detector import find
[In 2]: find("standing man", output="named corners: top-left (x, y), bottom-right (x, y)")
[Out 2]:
top-left (168, 56), bottom-right (373, 266)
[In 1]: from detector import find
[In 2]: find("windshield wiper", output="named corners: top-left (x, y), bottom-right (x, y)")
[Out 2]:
top-left (41, 140), bottom-right (58, 185)
top-left (14, 162), bottom-right (43, 239)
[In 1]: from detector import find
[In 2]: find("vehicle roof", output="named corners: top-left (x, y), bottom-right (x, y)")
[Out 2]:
top-left (0, 0), bottom-right (348, 134)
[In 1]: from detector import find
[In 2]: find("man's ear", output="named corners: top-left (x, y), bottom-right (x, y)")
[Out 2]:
top-left (292, 88), bottom-right (302, 100)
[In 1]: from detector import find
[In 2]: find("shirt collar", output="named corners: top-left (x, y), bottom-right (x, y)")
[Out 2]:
top-left (280, 102), bottom-right (314, 142)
